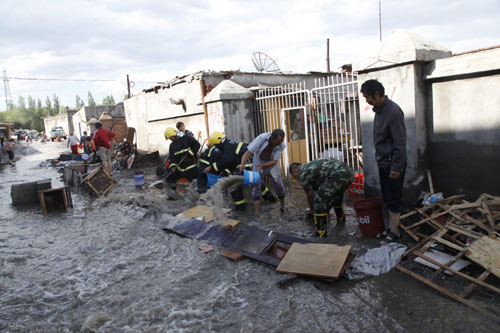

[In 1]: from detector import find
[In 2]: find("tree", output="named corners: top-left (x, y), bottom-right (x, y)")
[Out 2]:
top-left (88, 91), bottom-right (96, 107)
top-left (75, 95), bottom-right (85, 109)
top-left (102, 94), bottom-right (115, 106)
top-left (45, 96), bottom-right (52, 116)
top-left (53, 94), bottom-right (60, 114)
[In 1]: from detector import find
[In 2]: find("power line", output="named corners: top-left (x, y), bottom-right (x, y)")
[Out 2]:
top-left (7, 76), bottom-right (159, 84)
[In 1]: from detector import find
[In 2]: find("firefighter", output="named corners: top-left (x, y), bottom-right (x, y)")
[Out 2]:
top-left (203, 132), bottom-right (247, 210)
top-left (289, 158), bottom-right (354, 238)
top-left (203, 132), bottom-right (277, 211)
top-left (164, 127), bottom-right (200, 187)
top-left (196, 143), bottom-right (223, 192)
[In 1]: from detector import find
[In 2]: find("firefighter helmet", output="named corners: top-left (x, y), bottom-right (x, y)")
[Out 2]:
top-left (164, 127), bottom-right (178, 140)
top-left (208, 131), bottom-right (225, 146)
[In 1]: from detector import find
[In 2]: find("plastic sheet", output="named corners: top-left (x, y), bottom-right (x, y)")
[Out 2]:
top-left (346, 243), bottom-right (407, 280)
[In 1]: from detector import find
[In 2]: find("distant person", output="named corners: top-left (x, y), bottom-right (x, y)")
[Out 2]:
top-left (361, 79), bottom-right (407, 244)
top-left (80, 131), bottom-right (92, 154)
top-left (4, 139), bottom-right (16, 164)
top-left (67, 130), bottom-right (80, 158)
top-left (176, 122), bottom-right (194, 137)
top-left (290, 159), bottom-right (353, 238)
top-left (93, 122), bottom-right (115, 176)
top-left (0, 133), bottom-right (4, 163)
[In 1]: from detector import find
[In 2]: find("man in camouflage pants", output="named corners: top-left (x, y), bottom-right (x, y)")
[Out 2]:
top-left (290, 158), bottom-right (354, 237)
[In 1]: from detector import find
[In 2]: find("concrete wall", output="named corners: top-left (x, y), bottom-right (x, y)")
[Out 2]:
top-left (354, 31), bottom-right (500, 205)
top-left (43, 114), bottom-right (69, 135)
top-left (425, 48), bottom-right (500, 198)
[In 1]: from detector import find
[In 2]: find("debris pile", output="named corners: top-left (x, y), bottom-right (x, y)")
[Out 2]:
top-left (397, 193), bottom-right (500, 322)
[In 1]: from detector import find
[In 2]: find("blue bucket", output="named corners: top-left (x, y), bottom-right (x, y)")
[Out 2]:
top-left (206, 173), bottom-right (222, 189)
top-left (134, 171), bottom-right (145, 186)
top-left (243, 170), bottom-right (260, 186)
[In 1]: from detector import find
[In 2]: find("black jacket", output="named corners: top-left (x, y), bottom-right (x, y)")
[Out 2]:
top-left (212, 139), bottom-right (248, 173)
top-left (168, 135), bottom-right (200, 172)
top-left (373, 97), bottom-right (407, 172)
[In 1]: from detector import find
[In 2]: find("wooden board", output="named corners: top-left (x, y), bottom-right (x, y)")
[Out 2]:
top-left (276, 243), bottom-right (351, 279)
top-left (466, 236), bottom-right (500, 278)
top-left (177, 205), bottom-right (239, 227)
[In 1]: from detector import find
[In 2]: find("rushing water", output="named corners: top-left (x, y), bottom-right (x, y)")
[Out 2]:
top-left (0, 141), bottom-right (497, 332)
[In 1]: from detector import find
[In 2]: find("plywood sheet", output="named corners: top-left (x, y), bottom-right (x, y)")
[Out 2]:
top-left (466, 236), bottom-right (500, 278)
top-left (277, 243), bottom-right (351, 279)
top-left (177, 205), bottom-right (238, 227)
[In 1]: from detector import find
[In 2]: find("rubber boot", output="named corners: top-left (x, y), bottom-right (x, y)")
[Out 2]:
top-left (334, 205), bottom-right (345, 224)
top-left (262, 185), bottom-right (278, 202)
top-left (231, 186), bottom-right (246, 211)
top-left (313, 213), bottom-right (328, 238)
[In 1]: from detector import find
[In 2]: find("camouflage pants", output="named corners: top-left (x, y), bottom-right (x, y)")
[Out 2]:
top-left (314, 165), bottom-right (354, 214)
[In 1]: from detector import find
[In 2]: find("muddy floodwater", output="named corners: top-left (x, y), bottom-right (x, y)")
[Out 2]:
top-left (0, 141), bottom-right (497, 332)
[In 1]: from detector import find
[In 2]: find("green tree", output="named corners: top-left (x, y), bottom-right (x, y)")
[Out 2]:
top-left (75, 95), bottom-right (85, 108)
top-left (45, 96), bottom-right (52, 116)
top-left (53, 94), bottom-right (60, 114)
top-left (88, 91), bottom-right (96, 107)
top-left (102, 94), bottom-right (115, 106)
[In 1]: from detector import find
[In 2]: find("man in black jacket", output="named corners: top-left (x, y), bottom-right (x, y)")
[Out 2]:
top-left (164, 127), bottom-right (200, 187)
top-left (361, 79), bottom-right (407, 244)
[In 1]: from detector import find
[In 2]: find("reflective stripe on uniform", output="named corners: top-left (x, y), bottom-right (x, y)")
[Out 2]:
top-left (176, 163), bottom-right (197, 172)
top-left (199, 158), bottom-right (209, 165)
top-left (207, 146), bottom-right (215, 157)
top-left (262, 187), bottom-right (269, 195)
top-left (174, 148), bottom-right (194, 156)
top-left (234, 199), bottom-right (246, 205)
top-left (213, 162), bottom-right (219, 172)
top-left (235, 142), bottom-right (243, 155)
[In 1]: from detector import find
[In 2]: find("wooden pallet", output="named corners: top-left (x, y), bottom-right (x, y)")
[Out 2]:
top-left (398, 193), bottom-right (500, 323)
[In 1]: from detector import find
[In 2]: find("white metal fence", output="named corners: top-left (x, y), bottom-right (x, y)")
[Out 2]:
top-left (254, 73), bottom-right (363, 197)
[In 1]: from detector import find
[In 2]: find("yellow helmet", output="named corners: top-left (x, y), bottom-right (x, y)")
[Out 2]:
top-left (164, 127), bottom-right (178, 140)
top-left (208, 131), bottom-right (225, 146)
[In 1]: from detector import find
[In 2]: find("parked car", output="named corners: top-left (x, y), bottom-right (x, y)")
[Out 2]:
top-left (50, 126), bottom-right (66, 141)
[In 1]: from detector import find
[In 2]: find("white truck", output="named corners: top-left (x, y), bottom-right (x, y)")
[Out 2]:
top-left (49, 126), bottom-right (66, 141)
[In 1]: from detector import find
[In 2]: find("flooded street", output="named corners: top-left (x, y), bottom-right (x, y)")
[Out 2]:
top-left (0, 141), bottom-right (497, 332)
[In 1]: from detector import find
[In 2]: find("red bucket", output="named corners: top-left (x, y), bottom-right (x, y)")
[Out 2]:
top-left (354, 198), bottom-right (385, 237)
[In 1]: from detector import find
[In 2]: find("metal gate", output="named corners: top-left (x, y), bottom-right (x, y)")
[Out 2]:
top-left (254, 73), bottom-right (363, 196)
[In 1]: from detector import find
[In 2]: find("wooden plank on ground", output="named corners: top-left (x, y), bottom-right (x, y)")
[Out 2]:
top-left (177, 205), bottom-right (238, 227)
top-left (276, 243), bottom-right (351, 279)
top-left (396, 264), bottom-right (500, 323)
top-left (460, 271), bottom-right (491, 298)
top-left (465, 236), bottom-right (500, 279)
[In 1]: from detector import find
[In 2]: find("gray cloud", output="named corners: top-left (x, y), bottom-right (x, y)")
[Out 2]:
top-left (0, 0), bottom-right (499, 110)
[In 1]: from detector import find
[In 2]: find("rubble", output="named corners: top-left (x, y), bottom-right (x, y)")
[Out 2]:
top-left (397, 193), bottom-right (500, 322)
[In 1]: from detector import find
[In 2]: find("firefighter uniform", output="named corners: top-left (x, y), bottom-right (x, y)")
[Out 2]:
top-left (197, 145), bottom-right (223, 191)
top-left (211, 137), bottom-right (248, 210)
top-left (299, 158), bottom-right (354, 237)
top-left (165, 129), bottom-right (200, 186)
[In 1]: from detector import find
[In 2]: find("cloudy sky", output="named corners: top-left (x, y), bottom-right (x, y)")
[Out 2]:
top-left (1, 0), bottom-right (499, 111)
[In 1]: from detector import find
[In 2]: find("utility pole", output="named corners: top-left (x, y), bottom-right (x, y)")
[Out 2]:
top-left (379, 0), bottom-right (382, 41)
top-left (326, 38), bottom-right (331, 72)
top-left (2, 68), bottom-right (13, 111)
top-left (126, 74), bottom-right (131, 99)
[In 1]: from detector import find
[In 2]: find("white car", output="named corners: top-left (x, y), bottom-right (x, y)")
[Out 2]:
top-left (50, 126), bottom-right (66, 141)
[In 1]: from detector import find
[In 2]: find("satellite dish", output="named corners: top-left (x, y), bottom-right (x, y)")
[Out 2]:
top-left (252, 52), bottom-right (280, 72)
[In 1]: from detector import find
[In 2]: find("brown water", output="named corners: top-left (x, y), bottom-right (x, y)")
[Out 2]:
top-left (0, 141), bottom-right (497, 332)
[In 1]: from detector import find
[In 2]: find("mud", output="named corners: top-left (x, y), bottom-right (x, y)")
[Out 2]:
top-left (0, 141), bottom-right (497, 332)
